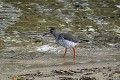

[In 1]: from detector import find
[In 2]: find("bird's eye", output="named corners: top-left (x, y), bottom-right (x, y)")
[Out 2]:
top-left (50, 29), bottom-right (53, 33)
top-left (50, 27), bottom-right (56, 33)
top-left (51, 29), bottom-right (54, 31)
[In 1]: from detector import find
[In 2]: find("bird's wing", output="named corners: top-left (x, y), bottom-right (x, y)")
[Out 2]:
top-left (58, 33), bottom-right (79, 43)
top-left (58, 33), bottom-right (89, 43)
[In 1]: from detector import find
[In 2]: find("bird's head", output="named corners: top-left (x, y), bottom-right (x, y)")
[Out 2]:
top-left (49, 27), bottom-right (57, 35)
top-left (43, 27), bottom-right (57, 36)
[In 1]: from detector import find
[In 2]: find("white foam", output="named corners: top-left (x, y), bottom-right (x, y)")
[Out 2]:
top-left (116, 5), bottom-right (120, 8)
top-left (36, 45), bottom-right (56, 52)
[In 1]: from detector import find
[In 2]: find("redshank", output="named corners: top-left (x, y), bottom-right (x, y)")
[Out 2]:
top-left (44, 27), bottom-right (88, 58)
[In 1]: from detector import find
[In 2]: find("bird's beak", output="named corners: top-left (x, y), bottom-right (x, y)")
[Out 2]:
top-left (43, 32), bottom-right (51, 36)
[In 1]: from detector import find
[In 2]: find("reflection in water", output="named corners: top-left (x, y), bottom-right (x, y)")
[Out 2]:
top-left (63, 58), bottom-right (76, 65)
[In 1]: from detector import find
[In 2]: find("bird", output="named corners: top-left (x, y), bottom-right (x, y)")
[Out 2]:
top-left (44, 27), bottom-right (89, 59)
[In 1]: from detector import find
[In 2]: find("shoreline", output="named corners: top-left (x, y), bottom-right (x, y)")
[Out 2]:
top-left (10, 61), bottom-right (120, 80)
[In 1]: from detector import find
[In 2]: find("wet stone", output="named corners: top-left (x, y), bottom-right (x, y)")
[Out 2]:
top-left (53, 69), bottom-right (75, 75)
top-left (80, 76), bottom-right (96, 80)
top-left (59, 77), bottom-right (78, 80)
top-left (75, 5), bottom-right (80, 8)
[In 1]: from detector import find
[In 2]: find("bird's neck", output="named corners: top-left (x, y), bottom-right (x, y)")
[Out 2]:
top-left (52, 31), bottom-right (59, 37)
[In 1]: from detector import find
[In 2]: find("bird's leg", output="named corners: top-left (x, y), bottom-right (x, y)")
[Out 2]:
top-left (72, 48), bottom-right (76, 59)
top-left (63, 48), bottom-right (67, 58)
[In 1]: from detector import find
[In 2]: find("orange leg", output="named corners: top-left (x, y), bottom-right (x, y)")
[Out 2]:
top-left (72, 48), bottom-right (76, 59)
top-left (63, 48), bottom-right (67, 58)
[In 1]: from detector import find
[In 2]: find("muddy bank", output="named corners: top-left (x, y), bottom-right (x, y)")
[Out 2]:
top-left (10, 61), bottom-right (120, 80)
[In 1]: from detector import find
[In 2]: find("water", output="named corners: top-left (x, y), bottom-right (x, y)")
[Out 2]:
top-left (0, 0), bottom-right (120, 79)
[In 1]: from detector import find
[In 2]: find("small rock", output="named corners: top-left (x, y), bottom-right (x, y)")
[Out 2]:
top-left (80, 76), bottom-right (96, 80)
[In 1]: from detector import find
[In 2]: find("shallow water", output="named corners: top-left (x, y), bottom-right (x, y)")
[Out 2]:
top-left (0, 0), bottom-right (120, 79)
